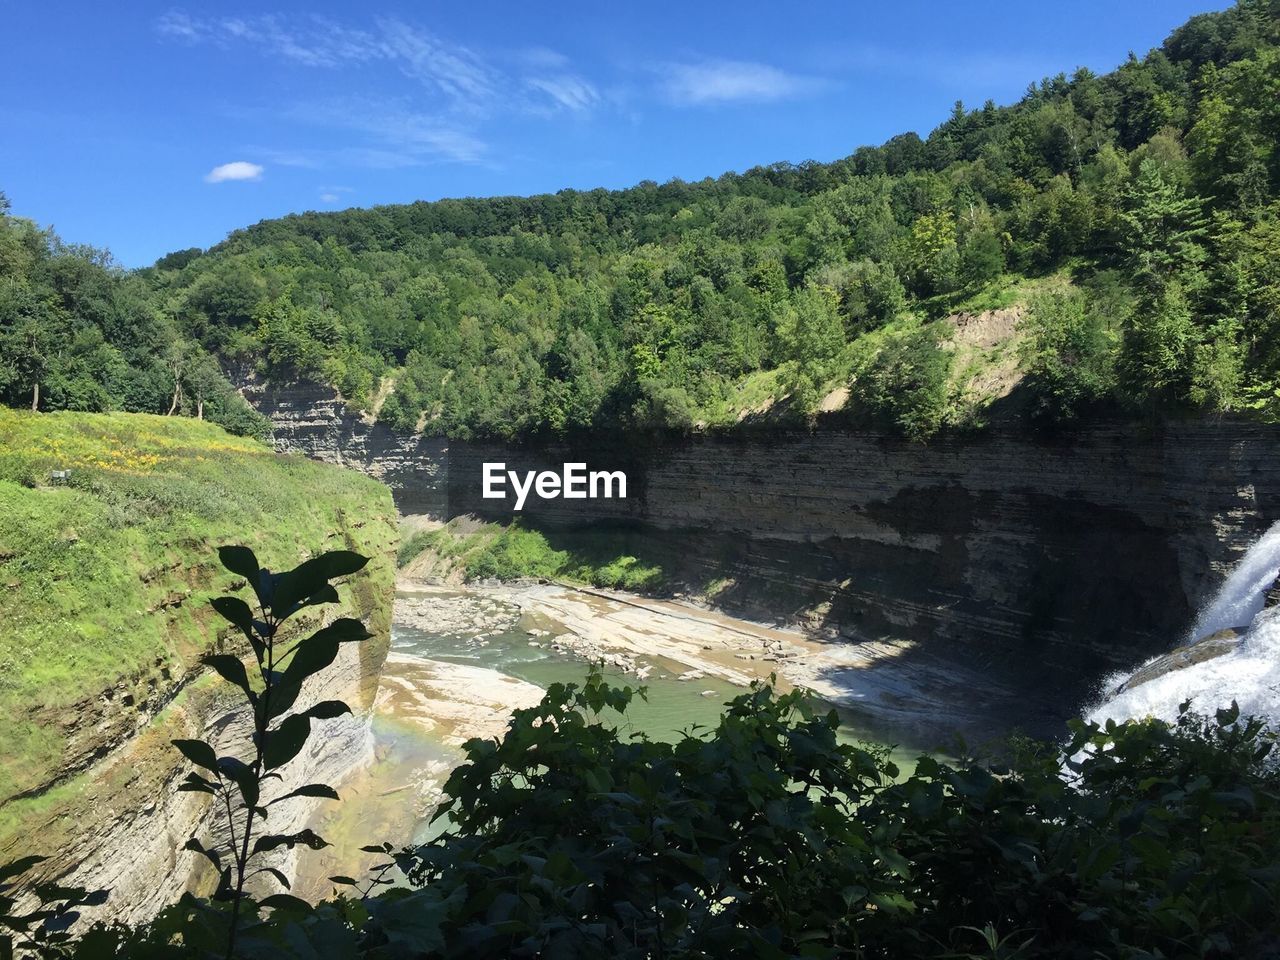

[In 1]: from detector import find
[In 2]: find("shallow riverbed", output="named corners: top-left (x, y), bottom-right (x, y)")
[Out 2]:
top-left (294, 579), bottom-right (1015, 898)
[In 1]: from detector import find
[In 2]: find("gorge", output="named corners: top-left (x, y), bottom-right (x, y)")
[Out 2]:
top-left (247, 376), bottom-right (1280, 725)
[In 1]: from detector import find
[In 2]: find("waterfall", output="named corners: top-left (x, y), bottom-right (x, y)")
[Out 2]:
top-left (1086, 521), bottom-right (1280, 729)
top-left (1186, 521), bottom-right (1280, 643)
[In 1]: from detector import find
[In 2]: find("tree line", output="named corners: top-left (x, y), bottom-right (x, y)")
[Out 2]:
top-left (3, 1), bottom-right (1279, 440)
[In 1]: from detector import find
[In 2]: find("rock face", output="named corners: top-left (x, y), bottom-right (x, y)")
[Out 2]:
top-left (1114, 628), bottom-right (1243, 694)
top-left (248, 380), bottom-right (1280, 705)
top-left (5, 509), bottom-right (397, 927)
top-left (242, 378), bottom-right (449, 516)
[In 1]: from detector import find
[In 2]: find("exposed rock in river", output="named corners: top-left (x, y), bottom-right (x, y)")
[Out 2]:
top-left (1114, 629), bottom-right (1243, 695)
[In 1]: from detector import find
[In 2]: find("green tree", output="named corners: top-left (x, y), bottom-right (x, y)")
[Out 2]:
top-left (1121, 280), bottom-right (1199, 405)
top-left (775, 284), bottom-right (846, 411)
top-left (853, 320), bottom-right (952, 440)
top-left (1191, 316), bottom-right (1246, 410)
top-left (1121, 157), bottom-right (1210, 283)
top-left (1021, 289), bottom-right (1118, 422)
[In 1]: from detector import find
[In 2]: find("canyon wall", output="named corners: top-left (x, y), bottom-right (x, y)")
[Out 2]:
top-left (251, 381), bottom-right (1280, 703)
top-left (3, 499), bottom-right (398, 927)
top-left (243, 379), bottom-right (449, 516)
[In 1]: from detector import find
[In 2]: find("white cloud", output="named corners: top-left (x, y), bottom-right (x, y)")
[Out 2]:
top-left (657, 59), bottom-right (820, 106)
top-left (156, 11), bottom-right (608, 123)
top-left (204, 161), bottom-right (264, 183)
top-left (155, 10), bottom-right (201, 40)
top-left (279, 99), bottom-right (489, 166)
top-left (156, 11), bottom-right (499, 113)
top-left (319, 192), bottom-right (341, 203)
top-left (376, 18), bottom-right (496, 110)
top-left (526, 75), bottom-right (599, 112)
top-left (157, 11), bottom-right (386, 69)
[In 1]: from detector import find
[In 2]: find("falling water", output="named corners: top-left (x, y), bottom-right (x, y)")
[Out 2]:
top-left (1086, 521), bottom-right (1280, 729)
top-left (1186, 521), bottom-right (1280, 643)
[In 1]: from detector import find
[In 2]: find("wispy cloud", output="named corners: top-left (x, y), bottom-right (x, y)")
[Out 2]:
top-left (204, 160), bottom-right (264, 183)
top-left (526, 75), bottom-right (599, 113)
top-left (156, 10), bottom-right (568, 119)
top-left (656, 59), bottom-right (821, 106)
top-left (376, 19), bottom-right (496, 110)
top-left (157, 11), bottom-right (387, 69)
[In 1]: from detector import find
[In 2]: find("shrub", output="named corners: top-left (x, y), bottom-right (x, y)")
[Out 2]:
top-left (851, 319), bottom-right (953, 441)
top-left (1021, 288), bottom-right (1119, 422)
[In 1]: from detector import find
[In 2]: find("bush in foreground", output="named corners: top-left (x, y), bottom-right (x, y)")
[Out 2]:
top-left (7, 668), bottom-right (1279, 959)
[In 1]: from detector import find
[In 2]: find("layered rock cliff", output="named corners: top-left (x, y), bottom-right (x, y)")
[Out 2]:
top-left (241, 378), bottom-right (449, 516)
top-left (248, 381), bottom-right (1280, 705)
top-left (0, 412), bottom-right (398, 926)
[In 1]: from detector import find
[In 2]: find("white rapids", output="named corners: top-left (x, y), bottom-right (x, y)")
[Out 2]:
top-left (1086, 521), bottom-right (1280, 729)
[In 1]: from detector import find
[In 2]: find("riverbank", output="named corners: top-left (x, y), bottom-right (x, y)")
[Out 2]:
top-left (292, 573), bottom-right (1066, 897)
top-left (395, 576), bottom-right (1064, 748)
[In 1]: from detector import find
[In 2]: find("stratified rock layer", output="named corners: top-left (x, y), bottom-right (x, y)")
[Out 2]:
top-left (249, 380), bottom-right (1280, 703)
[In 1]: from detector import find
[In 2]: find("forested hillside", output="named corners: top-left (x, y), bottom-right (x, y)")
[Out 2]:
top-left (5, 1), bottom-right (1280, 440)
top-left (0, 197), bottom-right (267, 437)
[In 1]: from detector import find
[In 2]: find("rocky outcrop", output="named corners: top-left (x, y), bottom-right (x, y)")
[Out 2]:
top-left (3, 513), bottom-right (397, 927)
top-left (28, 640), bottom-right (377, 926)
top-left (242, 378), bottom-right (449, 516)
top-left (1114, 628), bottom-right (1243, 695)
top-left (245, 380), bottom-right (1280, 706)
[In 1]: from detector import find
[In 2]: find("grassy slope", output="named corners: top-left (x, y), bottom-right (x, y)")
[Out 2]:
top-left (0, 409), bottom-right (397, 814)
top-left (400, 519), bottom-right (674, 593)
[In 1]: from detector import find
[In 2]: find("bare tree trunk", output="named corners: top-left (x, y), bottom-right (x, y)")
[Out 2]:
top-left (168, 383), bottom-right (181, 416)
top-left (197, 399), bottom-right (204, 420)
top-left (31, 381), bottom-right (39, 412)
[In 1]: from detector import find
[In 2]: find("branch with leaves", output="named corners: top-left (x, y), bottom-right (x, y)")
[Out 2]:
top-left (0, 856), bottom-right (107, 960)
top-left (172, 545), bottom-right (372, 959)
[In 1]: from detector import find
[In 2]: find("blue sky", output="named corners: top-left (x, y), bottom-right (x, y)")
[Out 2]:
top-left (0, 1), bottom-right (1232, 267)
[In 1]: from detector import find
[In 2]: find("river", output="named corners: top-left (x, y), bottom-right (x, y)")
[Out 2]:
top-left (292, 579), bottom-right (1034, 899)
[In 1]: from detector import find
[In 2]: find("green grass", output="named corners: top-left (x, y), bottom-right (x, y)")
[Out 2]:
top-left (0, 409), bottom-right (397, 811)
top-left (400, 519), bottom-right (667, 592)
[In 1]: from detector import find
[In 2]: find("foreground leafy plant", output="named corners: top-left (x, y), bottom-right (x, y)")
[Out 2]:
top-left (172, 545), bottom-right (372, 958)
top-left (15, 668), bottom-right (1280, 958)
top-left (0, 858), bottom-right (106, 960)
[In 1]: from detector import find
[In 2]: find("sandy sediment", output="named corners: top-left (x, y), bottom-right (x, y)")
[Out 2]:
top-left (376, 653), bottom-right (544, 746)
top-left (399, 579), bottom-right (1038, 746)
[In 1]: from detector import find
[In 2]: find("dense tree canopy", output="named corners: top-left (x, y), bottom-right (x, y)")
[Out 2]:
top-left (4, 1), bottom-right (1280, 439)
top-left (0, 193), bottom-right (266, 435)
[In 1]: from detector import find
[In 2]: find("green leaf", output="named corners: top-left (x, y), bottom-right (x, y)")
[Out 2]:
top-left (260, 894), bottom-right (310, 913)
top-left (257, 868), bottom-right (291, 890)
top-left (177, 772), bottom-right (219, 796)
top-left (268, 783), bottom-right (340, 806)
top-left (217, 757), bottom-right (259, 810)
top-left (253, 830), bottom-right (329, 855)
top-left (272, 551), bottom-right (369, 617)
top-left (366, 886), bottom-right (460, 952)
top-left (210, 595), bottom-right (254, 633)
top-left (280, 634), bottom-right (342, 688)
top-left (218, 546), bottom-right (260, 587)
top-left (261, 673), bottom-right (303, 723)
top-left (183, 838), bottom-right (222, 873)
top-left (172, 739), bottom-right (219, 774)
top-left (304, 700), bottom-right (351, 721)
top-left (310, 618), bottom-right (374, 646)
top-left (201, 654), bottom-right (253, 699)
top-left (301, 584), bottom-right (341, 608)
top-left (263, 714), bottom-right (312, 771)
